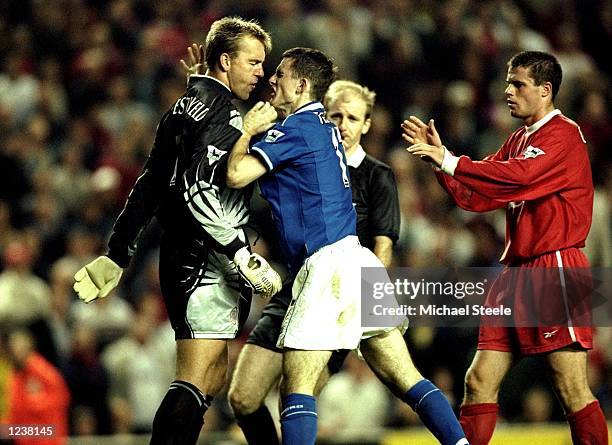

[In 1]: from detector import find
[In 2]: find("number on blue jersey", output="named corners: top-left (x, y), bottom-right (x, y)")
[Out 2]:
top-left (330, 126), bottom-right (350, 188)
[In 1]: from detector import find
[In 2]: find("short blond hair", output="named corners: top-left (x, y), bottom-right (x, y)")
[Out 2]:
top-left (205, 16), bottom-right (272, 70)
top-left (324, 80), bottom-right (376, 118)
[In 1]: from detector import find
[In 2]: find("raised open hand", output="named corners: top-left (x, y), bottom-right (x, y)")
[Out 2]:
top-left (401, 116), bottom-right (442, 147)
top-left (180, 43), bottom-right (205, 82)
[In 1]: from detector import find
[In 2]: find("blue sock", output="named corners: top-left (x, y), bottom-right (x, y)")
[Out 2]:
top-left (280, 393), bottom-right (317, 445)
top-left (404, 379), bottom-right (469, 445)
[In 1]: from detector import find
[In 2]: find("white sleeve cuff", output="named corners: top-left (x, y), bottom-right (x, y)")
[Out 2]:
top-left (440, 146), bottom-right (459, 176)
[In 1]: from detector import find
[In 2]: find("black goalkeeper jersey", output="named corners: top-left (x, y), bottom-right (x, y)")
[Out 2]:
top-left (107, 75), bottom-right (252, 269)
top-left (347, 147), bottom-right (400, 250)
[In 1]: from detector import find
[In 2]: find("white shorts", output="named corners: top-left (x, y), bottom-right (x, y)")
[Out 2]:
top-left (184, 278), bottom-right (246, 339)
top-left (276, 236), bottom-right (398, 350)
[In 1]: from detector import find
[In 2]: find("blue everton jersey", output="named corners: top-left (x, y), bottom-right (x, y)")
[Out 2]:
top-left (251, 102), bottom-right (356, 272)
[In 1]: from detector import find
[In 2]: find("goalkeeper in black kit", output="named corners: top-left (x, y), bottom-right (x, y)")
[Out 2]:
top-left (72, 17), bottom-right (281, 445)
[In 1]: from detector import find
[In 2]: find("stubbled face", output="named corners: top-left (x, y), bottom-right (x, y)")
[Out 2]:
top-left (268, 58), bottom-right (301, 118)
top-left (505, 66), bottom-right (550, 126)
top-left (326, 93), bottom-right (370, 152)
top-left (227, 36), bottom-right (266, 100)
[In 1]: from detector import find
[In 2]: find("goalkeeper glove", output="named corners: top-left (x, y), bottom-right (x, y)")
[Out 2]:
top-left (73, 256), bottom-right (123, 303)
top-left (233, 247), bottom-right (282, 299)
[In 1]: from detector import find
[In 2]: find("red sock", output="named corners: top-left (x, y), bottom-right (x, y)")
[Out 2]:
top-left (566, 401), bottom-right (609, 445)
top-left (459, 403), bottom-right (498, 445)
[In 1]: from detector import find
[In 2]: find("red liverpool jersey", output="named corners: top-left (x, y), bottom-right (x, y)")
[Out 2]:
top-left (436, 110), bottom-right (593, 264)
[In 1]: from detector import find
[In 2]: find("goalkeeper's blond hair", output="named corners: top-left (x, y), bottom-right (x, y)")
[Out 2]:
top-left (204, 16), bottom-right (272, 71)
top-left (324, 80), bottom-right (376, 118)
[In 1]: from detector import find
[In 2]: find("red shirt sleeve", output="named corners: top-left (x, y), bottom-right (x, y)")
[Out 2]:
top-left (434, 146), bottom-right (507, 212)
top-left (452, 123), bottom-right (580, 202)
top-left (435, 170), bottom-right (506, 212)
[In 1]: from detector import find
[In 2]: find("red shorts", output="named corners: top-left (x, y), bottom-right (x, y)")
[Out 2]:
top-left (478, 248), bottom-right (593, 356)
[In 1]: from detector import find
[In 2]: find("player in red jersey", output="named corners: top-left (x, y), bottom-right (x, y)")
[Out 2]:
top-left (402, 51), bottom-right (607, 445)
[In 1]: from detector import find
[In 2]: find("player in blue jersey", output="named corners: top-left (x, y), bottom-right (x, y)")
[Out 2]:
top-left (226, 47), bottom-right (469, 445)
top-left (227, 79), bottom-right (400, 445)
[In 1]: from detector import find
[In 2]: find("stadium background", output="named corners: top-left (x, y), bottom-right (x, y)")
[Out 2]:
top-left (0, 0), bottom-right (610, 443)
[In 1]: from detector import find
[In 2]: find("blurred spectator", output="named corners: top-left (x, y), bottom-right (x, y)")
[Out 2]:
top-left (47, 258), bottom-right (80, 362)
top-left (262, 0), bottom-right (314, 69)
top-left (577, 89), bottom-right (612, 186)
top-left (4, 329), bottom-right (70, 445)
top-left (62, 325), bottom-right (111, 435)
top-left (304, 0), bottom-right (372, 79)
top-left (0, 236), bottom-right (56, 363)
top-left (69, 21), bottom-right (125, 114)
top-left (37, 57), bottom-right (69, 133)
top-left (0, 201), bottom-right (18, 262)
top-left (70, 293), bottom-right (134, 347)
top-left (0, 51), bottom-right (39, 129)
top-left (19, 113), bottom-right (55, 182)
top-left (96, 74), bottom-right (153, 139)
top-left (496, 2), bottom-right (552, 53)
top-left (0, 136), bottom-right (31, 225)
top-left (318, 354), bottom-right (390, 441)
top-left (59, 227), bottom-right (101, 270)
top-left (585, 185), bottom-right (612, 267)
top-left (50, 143), bottom-right (91, 217)
top-left (102, 313), bottom-right (174, 433)
top-left (88, 165), bottom-right (124, 217)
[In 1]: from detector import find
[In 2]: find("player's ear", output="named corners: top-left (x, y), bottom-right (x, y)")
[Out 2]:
top-left (220, 53), bottom-right (232, 72)
top-left (362, 117), bottom-right (372, 135)
top-left (541, 81), bottom-right (552, 99)
top-left (296, 78), bottom-right (308, 95)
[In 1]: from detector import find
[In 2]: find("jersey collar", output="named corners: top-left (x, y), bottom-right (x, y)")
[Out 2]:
top-left (293, 101), bottom-right (324, 114)
top-left (188, 74), bottom-right (232, 95)
top-left (524, 109), bottom-right (561, 136)
top-left (346, 145), bottom-right (366, 168)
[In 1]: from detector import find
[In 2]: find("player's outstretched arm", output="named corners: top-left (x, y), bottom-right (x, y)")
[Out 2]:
top-left (73, 256), bottom-right (123, 303)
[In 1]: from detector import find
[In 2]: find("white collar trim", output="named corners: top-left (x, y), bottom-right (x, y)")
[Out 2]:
top-left (346, 145), bottom-right (366, 168)
top-left (282, 102), bottom-right (324, 126)
top-left (525, 109), bottom-right (561, 136)
top-left (294, 101), bottom-right (324, 114)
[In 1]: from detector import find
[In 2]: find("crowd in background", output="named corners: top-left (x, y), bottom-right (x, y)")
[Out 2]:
top-left (0, 0), bottom-right (610, 440)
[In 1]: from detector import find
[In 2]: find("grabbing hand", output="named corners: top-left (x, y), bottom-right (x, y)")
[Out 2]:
top-left (233, 247), bottom-right (282, 300)
top-left (73, 256), bottom-right (123, 303)
top-left (180, 43), bottom-right (205, 82)
top-left (243, 102), bottom-right (278, 137)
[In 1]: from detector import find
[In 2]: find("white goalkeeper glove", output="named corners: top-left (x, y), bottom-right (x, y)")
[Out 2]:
top-left (233, 247), bottom-right (282, 300)
top-left (73, 256), bottom-right (123, 303)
